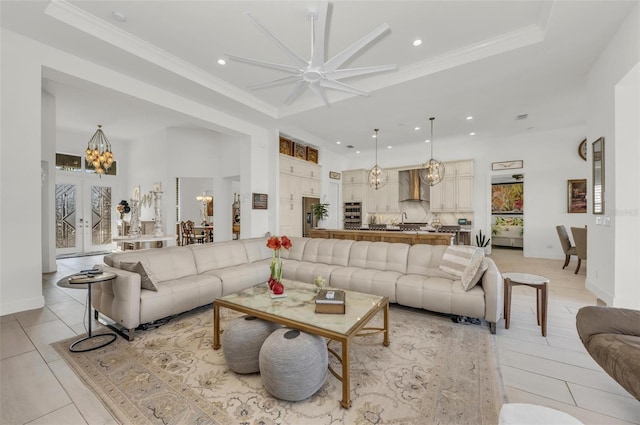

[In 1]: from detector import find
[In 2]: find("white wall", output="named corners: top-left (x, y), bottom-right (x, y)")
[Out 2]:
top-left (586, 4), bottom-right (639, 307)
top-left (1, 30), bottom-right (46, 314)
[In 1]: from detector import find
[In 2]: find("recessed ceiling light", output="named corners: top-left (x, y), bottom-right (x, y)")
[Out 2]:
top-left (217, 59), bottom-right (226, 65)
top-left (412, 39), bottom-right (423, 47)
top-left (387, 146), bottom-right (392, 149)
top-left (336, 141), bottom-right (341, 145)
top-left (356, 150), bottom-right (360, 154)
top-left (425, 139), bottom-right (430, 143)
top-left (469, 132), bottom-right (476, 136)
top-left (414, 127), bottom-right (420, 131)
top-left (112, 11), bottom-right (127, 23)
top-left (372, 134), bottom-right (376, 138)
top-left (466, 116), bottom-right (473, 120)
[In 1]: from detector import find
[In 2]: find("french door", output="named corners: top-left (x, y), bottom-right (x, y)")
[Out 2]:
top-left (55, 177), bottom-right (115, 256)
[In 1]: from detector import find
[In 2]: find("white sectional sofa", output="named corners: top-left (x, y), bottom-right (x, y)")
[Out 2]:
top-left (96, 237), bottom-right (503, 340)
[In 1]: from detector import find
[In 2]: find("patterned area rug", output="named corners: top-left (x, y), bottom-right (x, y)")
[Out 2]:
top-left (53, 305), bottom-right (505, 425)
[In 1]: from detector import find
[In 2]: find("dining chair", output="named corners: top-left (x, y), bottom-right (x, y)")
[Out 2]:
top-left (570, 226), bottom-right (587, 274)
top-left (556, 225), bottom-right (577, 269)
top-left (181, 220), bottom-right (205, 245)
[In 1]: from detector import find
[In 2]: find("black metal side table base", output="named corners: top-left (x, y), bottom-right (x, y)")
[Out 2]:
top-left (69, 332), bottom-right (117, 352)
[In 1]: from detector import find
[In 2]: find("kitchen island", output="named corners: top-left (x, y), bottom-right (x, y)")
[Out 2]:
top-left (308, 229), bottom-right (454, 245)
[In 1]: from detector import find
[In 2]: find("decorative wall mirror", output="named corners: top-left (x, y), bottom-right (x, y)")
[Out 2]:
top-left (592, 137), bottom-right (604, 215)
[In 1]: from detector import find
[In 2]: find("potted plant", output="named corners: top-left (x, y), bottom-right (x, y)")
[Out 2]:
top-left (311, 203), bottom-right (329, 228)
top-left (475, 229), bottom-right (491, 255)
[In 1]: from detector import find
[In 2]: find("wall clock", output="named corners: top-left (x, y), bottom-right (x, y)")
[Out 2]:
top-left (578, 138), bottom-right (587, 161)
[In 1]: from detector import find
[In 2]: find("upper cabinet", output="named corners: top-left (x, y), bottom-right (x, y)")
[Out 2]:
top-left (342, 169), bottom-right (367, 203)
top-left (279, 154), bottom-right (321, 237)
top-left (430, 160), bottom-right (474, 212)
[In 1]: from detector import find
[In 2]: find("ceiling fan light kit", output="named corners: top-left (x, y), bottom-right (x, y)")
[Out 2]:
top-left (420, 117), bottom-right (445, 186)
top-left (226, 0), bottom-right (397, 106)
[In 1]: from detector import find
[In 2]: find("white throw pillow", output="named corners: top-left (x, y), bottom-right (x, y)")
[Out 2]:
top-left (120, 261), bottom-right (159, 291)
top-left (439, 246), bottom-right (485, 290)
top-left (462, 257), bottom-right (488, 291)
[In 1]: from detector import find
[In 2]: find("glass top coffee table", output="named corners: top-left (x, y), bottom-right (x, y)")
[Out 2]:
top-left (213, 279), bottom-right (390, 408)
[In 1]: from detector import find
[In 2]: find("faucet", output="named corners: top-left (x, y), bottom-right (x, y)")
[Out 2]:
top-left (401, 212), bottom-right (408, 224)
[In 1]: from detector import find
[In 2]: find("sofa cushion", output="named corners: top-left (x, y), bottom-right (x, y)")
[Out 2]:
top-left (279, 237), bottom-right (309, 261)
top-left (282, 260), bottom-right (341, 285)
top-left (241, 237), bottom-right (272, 263)
top-left (190, 241), bottom-right (250, 274)
top-left (205, 260), bottom-right (271, 295)
top-left (108, 247), bottom-right (198, 283)
top-left (300, 239), bottom-right (354, 266)
top-left (347, 241), bottom-right (409, 273)
top-left (406, 244), bottom-right (448, 275)
top-left (139, 274), bottom-right (222, 324)
top-left (396, 274), bottom-right (485, 318)
top-left (120, 261), bottom-right (159, 291)
top-left (330, 267), bottom-right (398, 302)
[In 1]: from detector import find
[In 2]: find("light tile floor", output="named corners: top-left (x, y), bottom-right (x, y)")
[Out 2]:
top-left (0, 248), bottom-right (638, 424)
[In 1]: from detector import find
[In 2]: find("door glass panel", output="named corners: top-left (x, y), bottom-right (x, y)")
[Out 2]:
top-left (91, 186), bottom-right (112, 245)
top-left (55, 183), bottom-right (77, 248)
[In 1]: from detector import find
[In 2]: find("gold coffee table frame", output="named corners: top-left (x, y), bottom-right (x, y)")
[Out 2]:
top-left (213, 280), bottom-right (389, 408)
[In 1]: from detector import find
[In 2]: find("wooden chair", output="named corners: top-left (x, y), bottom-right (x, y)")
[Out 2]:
top-left (570, 226), bottom-right (587, 274)
top-left (181, 220), bottom-right (205, 245)
top-left (556, 225), bottom-right (577, 269)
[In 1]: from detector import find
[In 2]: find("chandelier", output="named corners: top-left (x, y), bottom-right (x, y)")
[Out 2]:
top-left (85, 125), bottom-right (114, 175)
top-left (419, 117), bottom-right (445, 186)
top-left (368, 128), bottom-right (388, 190)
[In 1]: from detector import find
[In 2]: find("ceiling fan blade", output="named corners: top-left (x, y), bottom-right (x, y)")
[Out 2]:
top-left (326, 64), bottom-right (397, 81)
top-left (310, 1), bottom-right (328, 68)
top-left (309, 83), bottom-right (330, 106)
top-left (246, 12), bottom-right (309, 70)
top-left (248, 75), bottom-right (303, 90)
top-left (225, 54), bottom-right (301, 74)
top-left (325, 22), bottom-right (390, 71)
top-left (320, 79), bottom-right (369, 96)
top-left (284, 81), bottom-right (308, 104)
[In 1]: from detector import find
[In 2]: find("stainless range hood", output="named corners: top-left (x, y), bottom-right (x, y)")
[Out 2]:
top-left (399, 169), bottom-right (430, 202)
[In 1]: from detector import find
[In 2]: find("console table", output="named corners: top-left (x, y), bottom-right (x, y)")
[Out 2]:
top-left (113, 235), bottom-right (176, 251)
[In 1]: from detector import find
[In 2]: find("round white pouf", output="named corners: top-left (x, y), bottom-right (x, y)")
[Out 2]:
top-left (259, 328), bottom-right (328, 401)
top-left (499, 403), bottom-right (584, 425)
top-left (222, 316), bottom-right (280, 374)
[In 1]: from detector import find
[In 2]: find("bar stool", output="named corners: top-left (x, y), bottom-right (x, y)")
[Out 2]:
top-left (503, 272), bottom-right (549, 337)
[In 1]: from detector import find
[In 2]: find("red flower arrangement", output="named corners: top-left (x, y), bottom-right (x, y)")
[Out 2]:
top-left (267, 235), bottom-right (291, 294)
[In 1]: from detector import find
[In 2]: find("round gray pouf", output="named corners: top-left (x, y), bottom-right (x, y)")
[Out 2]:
top-left (222, 316), bottom-right (280, 374)
top-left (259, 328), bottom-right (328, 401)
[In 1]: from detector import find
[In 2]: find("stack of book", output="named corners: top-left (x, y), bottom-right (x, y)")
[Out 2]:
top-left (315, 289), bottom-right (345, 314)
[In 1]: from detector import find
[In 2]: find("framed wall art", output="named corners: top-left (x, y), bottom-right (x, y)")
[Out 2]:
top-left (252, 193), bottom-right (268, 210)
top-left (293, 143), bottom-right (307, 160)
top-left (567, 179), bottom-right (587, 213)
top-left (491, 160), bottom-right (523, 171)
top-left (279, 137), bottom-right (293, 156)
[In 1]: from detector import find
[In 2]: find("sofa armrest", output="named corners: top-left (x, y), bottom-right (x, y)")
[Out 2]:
top-left (481, 258), bottom-right (503, 325)
top-left (577, 306), bottom-right (640, 342)
top-left (91, 265), bottom-right (142, 330)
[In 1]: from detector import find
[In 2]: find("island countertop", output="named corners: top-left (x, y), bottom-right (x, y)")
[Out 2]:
top-left (307, 229), bottom-right (454, 245)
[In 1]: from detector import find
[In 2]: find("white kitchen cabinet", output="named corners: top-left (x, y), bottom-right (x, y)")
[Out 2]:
top-left (279, 200), bottom-right (302, 237)
top-left (430, 160), bottom-right (474, 212)
top-left (342, 169), bottom-right (367, 206)
top-left (279, 154), bottom-right (320, 238)
top-left (365, 170), bottom-right (399, 213)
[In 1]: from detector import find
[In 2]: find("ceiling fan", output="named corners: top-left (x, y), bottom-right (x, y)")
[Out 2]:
top-left (226, 1), bottom-right (397, 106)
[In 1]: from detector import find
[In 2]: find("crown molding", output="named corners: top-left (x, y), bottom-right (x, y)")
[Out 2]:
top-left (44, 0), bottom-right (278, 118)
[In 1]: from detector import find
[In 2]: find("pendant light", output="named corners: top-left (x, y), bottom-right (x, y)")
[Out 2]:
top-left (85, 125), bottom-right (114, 176)
top-left (419, 117), bottom-right (445, 186)
top-left (368, 128), bottom-right (388, 190)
